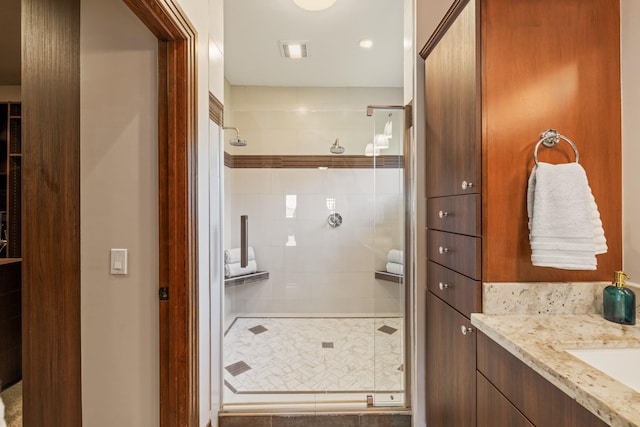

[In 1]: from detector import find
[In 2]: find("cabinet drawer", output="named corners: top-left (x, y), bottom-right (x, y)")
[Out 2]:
top-left (427, 261), bottom-right (481, 318)
top-left (427, 229), bottom-right (481, 280)
top-left (427, 194), bottom-right (480, 236)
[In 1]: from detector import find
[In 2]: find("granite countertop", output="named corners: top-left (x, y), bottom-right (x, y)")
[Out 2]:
top-left (471, 313), bottom-right (640, 427)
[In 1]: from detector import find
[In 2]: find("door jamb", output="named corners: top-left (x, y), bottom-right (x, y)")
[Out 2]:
top-left (121, 1), bottom-right (199, 425)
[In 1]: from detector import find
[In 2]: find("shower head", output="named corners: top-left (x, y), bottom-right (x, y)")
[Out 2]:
top-left (330, 138), bottom-right (345, 154)
top-left (223, 126), bottom-right (247, 147)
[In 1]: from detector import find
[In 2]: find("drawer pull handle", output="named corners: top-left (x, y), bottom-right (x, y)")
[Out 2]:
top-left (461, 325), bottom-right (474, 335)
top-left (461, 180), bottom-right (474, 190)
top-left (438, 282), bottom-right (450, 290)
top-left (438, 210), bottom-right (448, 218)
top-left (438, 246), bottom-right (449, 255)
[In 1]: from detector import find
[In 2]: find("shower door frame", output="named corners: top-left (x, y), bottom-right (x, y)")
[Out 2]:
top-left (220, 102), bottom-right (414, 410)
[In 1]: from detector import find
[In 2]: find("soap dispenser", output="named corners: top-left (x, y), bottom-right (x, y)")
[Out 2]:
top-left (603, 271), bottom-right (636, 325)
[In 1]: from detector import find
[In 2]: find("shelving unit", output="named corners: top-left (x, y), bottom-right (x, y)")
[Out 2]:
top-left (0, 101), bottom-right (21, 389)
top-left (224, 271), bottom-right (269, 287)
top-left (375, 271), bottom-right (403, 284)
top-left (1, 102), bottom-right (20, 258)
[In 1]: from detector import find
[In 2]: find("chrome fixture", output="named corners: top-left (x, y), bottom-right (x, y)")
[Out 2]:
top-left (533, 129), bottom-right (579, 166)
top-left (223, 126), bottom-right (247, 147)
top-left (327, 212), bottom-right (343, 228)
top-left (330, 138), bottom-right (345, 154)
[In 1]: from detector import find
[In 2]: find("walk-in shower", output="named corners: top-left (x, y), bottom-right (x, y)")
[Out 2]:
top-left (221, 85), bottom-right (407, 411)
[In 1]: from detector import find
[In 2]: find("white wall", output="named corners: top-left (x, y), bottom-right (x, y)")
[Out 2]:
top-left (621, 0), bottom-right (640, 281)
top-left (223, 86), bottom-right (404, 321)
top-left (80, 0), bottom-right (159, 425)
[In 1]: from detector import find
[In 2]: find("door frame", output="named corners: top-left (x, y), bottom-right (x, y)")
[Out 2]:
top-left (22, 0), bottom-right (199, 425)
top-left (121, 1), bottom-right (199, 425)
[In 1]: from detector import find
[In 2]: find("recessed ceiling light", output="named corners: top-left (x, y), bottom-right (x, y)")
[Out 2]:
top-left (293, 0), bottom-right (337, 11)
top-left (359, 39), bottom-right (373, 49)
top-left (279, 41), bottom-right (308, 59)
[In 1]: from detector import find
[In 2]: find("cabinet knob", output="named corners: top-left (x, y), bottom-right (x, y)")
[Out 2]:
top-left (461, 180), bottom-right (474, 190)
top-left (461, 325), bottom-right (474, 335)
top-left (438, 210), bottom-right (448, 218)
top-left (438, 282), bottom-right (450, 290)
top-left (438, 246), bottom-right (449, 255)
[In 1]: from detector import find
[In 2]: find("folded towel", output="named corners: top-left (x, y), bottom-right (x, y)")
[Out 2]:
top-left (527, 162), bottom-right (606, 270)
top-left (387, 249), bottom-right (404, 265)
top-left (225, 260), bottom-right (258, 278)
top-left (386, 262), bottom-right (404, 275)
top-left (224, 247), bottom-right (255, 264)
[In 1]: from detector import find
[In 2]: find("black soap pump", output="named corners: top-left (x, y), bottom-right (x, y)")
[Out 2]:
top-left (603, 271), bottom-right (636, 325)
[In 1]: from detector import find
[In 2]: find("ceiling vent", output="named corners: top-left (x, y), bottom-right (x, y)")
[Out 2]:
top-left (279, 41), bottom-right (308, 59)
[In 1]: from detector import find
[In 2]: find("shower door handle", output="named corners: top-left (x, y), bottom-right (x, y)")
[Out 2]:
top-left (240, 215), bottom-right (249, 268)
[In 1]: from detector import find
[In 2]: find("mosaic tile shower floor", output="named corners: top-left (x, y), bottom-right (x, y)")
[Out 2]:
top-left (223, 317), bottom-right (404, 394)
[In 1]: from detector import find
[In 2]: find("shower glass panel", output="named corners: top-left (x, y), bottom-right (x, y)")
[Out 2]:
top-left (370, 108), bottom-right (405, 406)
top-left (221, 87), bottom-right (406, 411)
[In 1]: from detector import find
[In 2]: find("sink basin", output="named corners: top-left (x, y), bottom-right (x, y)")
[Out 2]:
top-left (566, 348), bottom-right (640, 393)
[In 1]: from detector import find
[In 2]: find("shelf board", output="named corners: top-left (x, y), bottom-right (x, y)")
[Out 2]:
top-left (375, 271), bottom-right (404, 284)
top-left (224, 271), bottom-right (269, 287)
top-left (0, 258), bottom-right (22, 266)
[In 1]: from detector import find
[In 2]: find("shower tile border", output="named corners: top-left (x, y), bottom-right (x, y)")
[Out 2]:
top-left (224, 152), bottom-right (404, 169)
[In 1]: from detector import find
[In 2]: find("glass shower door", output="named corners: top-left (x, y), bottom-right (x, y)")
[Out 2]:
top-left (370, 107), bottom-right (406, 407)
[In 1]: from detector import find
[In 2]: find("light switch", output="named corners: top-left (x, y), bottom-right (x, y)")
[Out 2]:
top-left (110, 248), bottom-right (128, 275)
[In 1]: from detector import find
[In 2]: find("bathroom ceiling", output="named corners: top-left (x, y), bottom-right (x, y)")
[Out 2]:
top-left (224, 0), bottom-right (405, 87)
top-left (0, 0), bottom-right (404, 88)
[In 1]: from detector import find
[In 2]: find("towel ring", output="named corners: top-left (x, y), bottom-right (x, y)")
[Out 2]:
top-left (533, 129), bottom-right (579, 166)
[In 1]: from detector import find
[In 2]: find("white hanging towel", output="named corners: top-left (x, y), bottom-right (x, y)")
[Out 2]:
top-left (527, 162), bottom-right (607, 270)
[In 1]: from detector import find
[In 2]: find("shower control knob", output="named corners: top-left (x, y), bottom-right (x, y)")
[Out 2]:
top-left (438, 210), bottom-right (448, 218)
top-left (327, 213), bottom-right (343, 228)
top-left (461, 325), bottom-right (474, 335)
top-left (438, 246), bottom-right (449, 255)
top-left (438, 282), bottom-right (449, 290)
top-left (461, 180), bottom-right (474, 190)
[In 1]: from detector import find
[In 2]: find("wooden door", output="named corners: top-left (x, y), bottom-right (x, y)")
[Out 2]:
top-left (424, 0), bottom-right (479, 198)
top-left (426, 293), bottom-right (476, 427)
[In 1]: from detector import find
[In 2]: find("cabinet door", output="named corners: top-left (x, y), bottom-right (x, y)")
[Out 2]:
top-left (426, 292), bottom-right (476, 427)
top-left (425, 0), bottom-right (479, 198)
top-left (477, 372), bottom-right (534, 427)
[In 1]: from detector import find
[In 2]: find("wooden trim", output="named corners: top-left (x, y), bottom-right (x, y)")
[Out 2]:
top-left (419, 0), bottom-right (470, 59)
top-left (224, 154), bottom-right (404, 169)
top-left (22, 0), bottom-right (82, 425)
top-left (121, 1), bottom-right (199, 426)
top-left (209, 92), bottom-right (224, 127)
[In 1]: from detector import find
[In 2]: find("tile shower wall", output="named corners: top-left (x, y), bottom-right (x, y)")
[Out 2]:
top-left (224, 86), bottom-right (404, 322)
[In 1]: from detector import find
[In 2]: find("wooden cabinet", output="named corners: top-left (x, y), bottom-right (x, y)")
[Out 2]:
top-left (426, 293), bottom-right (476, 427)
top-left (477, 373), bottom-right (534, 427)
top-left (421, 0), bottom-right (621, 283)
top-left (421, 0), bottom-right (620, 425)
top-left (424, 0), bottom-right (479, 199)
top-left (476, 332), bottom-right (608, 427)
